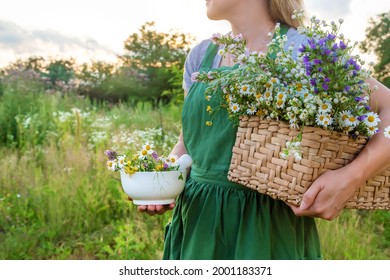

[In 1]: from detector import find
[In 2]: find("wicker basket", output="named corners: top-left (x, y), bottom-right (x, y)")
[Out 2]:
top-left (228, 116), bottom-right (390, 210)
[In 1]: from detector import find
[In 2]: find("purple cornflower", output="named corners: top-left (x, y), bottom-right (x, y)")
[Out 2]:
top-left (339, 41), bottom-right (347, 50)
top-left (163, 163), bottom-right (169, 170)
top-left (344, 85), bottom-right (351, 92)
top-left (324, 77), bottom-right (330, 83)
top-left (365, 105), bottom-right (372, 111)
top-left (104, 150), bottom-right (117, 161)
top-left (298, 45), bottom-right (306, 52)
top-left (313, 59), bottom-right (322, 65)
top-left (322, 83), bottom-right (329, 91)
top-left (151, 151), bottom-right (159, 160)
top-left (358, 115), bottom-right (367, 121)
top-left (310, 78), bottom-right (317, 87)
top-left (355, 96), bottom-right (365, 102)
top-left (308, 39), bottom-right (317, 49)
top-left (327, 34), bottom-right (336, 40)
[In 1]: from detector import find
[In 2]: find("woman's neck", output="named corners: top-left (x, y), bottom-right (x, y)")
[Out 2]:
top-left (228, 5), bottom-right (276, 52)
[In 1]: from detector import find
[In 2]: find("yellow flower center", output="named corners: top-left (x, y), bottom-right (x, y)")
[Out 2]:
top-left (145, 145), bottom-right (151, 150)
top-left (322, 104), bottom-right (328, 110)
top-left (349, 116), bottom-right (356, 122)
top-left (242, 86), bottom-right (248, 91)
top-left (342, 114), bottom-right (348, 121)
top-left (277, 93), bottom-right (284, 99)
top-left (367, 116), bottom-right (375, 123)
top-left (296, 83), bottom-right (303, 91)
top-left (277, 99), bottom-right (284, 106)
top-left (142, 150), bottom-right (148, 156)
top-left (319, 116), bottom-right (325, 121)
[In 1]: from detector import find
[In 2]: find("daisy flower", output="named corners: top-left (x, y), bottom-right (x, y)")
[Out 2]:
top-left (117, 155), bottom-right (126, 168)
top-left (166, 155), bottom-right (179, 166)
top-left (106, 160), bottom-right (117, 172)
top-left (142, 143), bottom-right (154, 154)
top-left (316, 113), bottom-right (332, 127)
top-left (246, 105), bottom-right (257, 115)
top-left (363, 112), bottom-right (380, 127)
top-left (345, 115), bottom-right (359, 127)
top-left (138, 149), bottom-right (148, 159)
top-left (239, 84), bottom-right (252, 95)
top-left (366, 126), bottom-right (378, 136)
top-left (230, 102), bottom-right (241, 113)
top-left (276, 99), bottom-right (285, 109)
top-left (384, 126), bottom-right (390, 139)
top-left (318, 101), bottom-right (332, 114)
top-left (264, 90), bottom-right (273, 101)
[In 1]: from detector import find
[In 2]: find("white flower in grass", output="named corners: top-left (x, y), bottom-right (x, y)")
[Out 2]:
top-left (384, 126), bottom-right (390, 139)
top-left (364, 112), bottom-right (380, 127)
top-left (230, 102), bottom-right (241, 113)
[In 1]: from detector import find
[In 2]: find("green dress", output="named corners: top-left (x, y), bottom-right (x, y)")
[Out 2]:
top-left (163, 33), bottom-right (322, 260)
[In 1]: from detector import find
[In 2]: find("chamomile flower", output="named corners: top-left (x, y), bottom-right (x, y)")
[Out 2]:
top-left (117, 155), bottom-right (126, 168)
top-left (345, 115), bottom-right (359, 127)
top-left (255, 91), bottom-right (262, 100)
top-left (363, 112), bottom-right (380, 127)
top-left (384, 126), bottom-right (390, 139)
top-left (339, 110), bottom-right (352, 126)
top-left (142, 143), bottom-right (154, 154)
top-left (318, 101), bottom-right (332, 113)
top-left (230, 102), bottom-right (241, 113)
top-left (106, 160), bottom-right (117, 171)
top-left (246, 105), bottom-right (257, 115)
top-left (316, 113), bottom-right (332, 127)
top-left (138, 149), bottom-right (149, 159)
top-left (239, 84), bottom-right (252, 95)
top-left (166, 155), bottom-right (179, 166)
top-left (275, 99), bottom-right (285, 109)
top-left (366, 126), bottom-right (378, 136)
top-left (264, 90), bottom-right (273, 101)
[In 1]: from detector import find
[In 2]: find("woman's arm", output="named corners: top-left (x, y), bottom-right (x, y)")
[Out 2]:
top-left (288, 78), bottom-right (390, 220)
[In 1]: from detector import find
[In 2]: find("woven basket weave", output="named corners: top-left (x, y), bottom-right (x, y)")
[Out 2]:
top-left (228, 116), bottom-right (390, 210)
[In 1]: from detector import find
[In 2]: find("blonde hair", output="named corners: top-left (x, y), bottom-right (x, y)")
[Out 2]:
top-left (267, 0), bottom-right (305, 28)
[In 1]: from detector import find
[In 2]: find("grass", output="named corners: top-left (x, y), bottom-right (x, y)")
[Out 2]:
top-left (0, 84), bottom-right (389, 260)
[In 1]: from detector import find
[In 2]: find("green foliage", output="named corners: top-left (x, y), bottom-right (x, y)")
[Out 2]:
top-left (42, 58), bottom-right (75, 87)
top-left (119, 21), bottom-right (194, 107)
top-left (360, 12), bottom-right (390, 87)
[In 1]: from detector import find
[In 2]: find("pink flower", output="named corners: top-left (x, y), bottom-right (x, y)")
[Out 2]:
top-left (191, 72), bottom-right (200, 82)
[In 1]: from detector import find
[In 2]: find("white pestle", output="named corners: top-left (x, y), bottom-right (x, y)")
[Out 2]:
top-left (176, 154), bottom-right (193, 170)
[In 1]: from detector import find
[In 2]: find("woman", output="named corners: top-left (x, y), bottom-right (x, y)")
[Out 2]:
top-left (138, 0), bottom-right (390, 259)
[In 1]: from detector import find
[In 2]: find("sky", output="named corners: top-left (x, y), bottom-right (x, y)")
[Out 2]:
top-left (0, 0), bottom-right (389, 67)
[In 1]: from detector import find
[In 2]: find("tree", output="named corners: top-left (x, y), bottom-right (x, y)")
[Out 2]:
top-left (120, 22), bottom-right (194, 106)
top-left (360, 12), bottom-right (390, 87)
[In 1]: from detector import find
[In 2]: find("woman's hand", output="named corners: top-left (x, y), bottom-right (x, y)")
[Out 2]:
top-left (128, 197), bottom-right (175, 216)
top-left (287, 165), bottom-right (363, 220)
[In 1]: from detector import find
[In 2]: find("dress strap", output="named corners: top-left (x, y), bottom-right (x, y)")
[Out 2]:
top-left (199, 42), bottom-right (219, 71)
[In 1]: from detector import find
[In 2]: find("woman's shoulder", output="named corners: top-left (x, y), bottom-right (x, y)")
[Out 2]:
top-left (186, 39), bottom-right (213, 65)
top-left (285, 27), bottom-right (308, 59)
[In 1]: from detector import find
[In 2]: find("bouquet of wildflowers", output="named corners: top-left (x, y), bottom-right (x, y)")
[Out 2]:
top-left (193, 11), bottom-right (390, 159)
top-left (105, 143), bottom-right (180, 175)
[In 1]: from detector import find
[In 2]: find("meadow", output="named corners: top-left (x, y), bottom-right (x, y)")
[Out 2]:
top-left (0, 83), bottom-right (389, 260)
